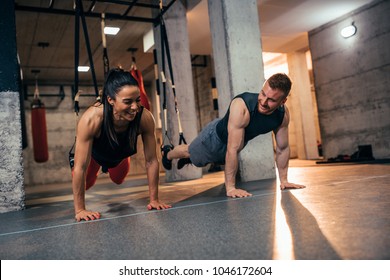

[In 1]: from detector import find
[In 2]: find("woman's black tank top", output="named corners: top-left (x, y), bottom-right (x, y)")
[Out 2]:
top-left (91, 107), bottom-right (143, 170)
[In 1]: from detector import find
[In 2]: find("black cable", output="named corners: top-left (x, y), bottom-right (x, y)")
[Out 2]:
top-left (77, 0), bottom-right (99, 98)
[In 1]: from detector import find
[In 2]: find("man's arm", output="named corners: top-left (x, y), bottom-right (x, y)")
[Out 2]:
top-left (274, 106), bottom-right (306, 190)
top-left (224, 98), bottom-right (252, 198)
top-left (141, 109), bottom-right (171, 210)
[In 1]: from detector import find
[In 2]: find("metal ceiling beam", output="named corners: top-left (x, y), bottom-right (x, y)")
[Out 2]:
top-left (121, 0), bottom-right (139, 16)
top-left (92, 0), bottom-right (160, 9)
top-left (15, 0), bottom-right (178, 24)
top-left (14, 4), bottom-right (156, 23)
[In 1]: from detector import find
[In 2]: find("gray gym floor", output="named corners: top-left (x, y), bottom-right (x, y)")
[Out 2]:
top-left (0, 160), bottom-right (389, 260)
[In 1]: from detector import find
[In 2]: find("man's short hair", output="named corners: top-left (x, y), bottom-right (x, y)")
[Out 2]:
top-left (267, 73), bottom-right (292, 97)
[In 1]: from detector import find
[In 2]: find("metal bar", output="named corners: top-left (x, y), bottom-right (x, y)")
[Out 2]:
top-left (27, 93), bottom-right (95, 97)
top-left (71, 85), bottom-right (104, 100)
top-left (87, 0), bottom-right (97, 12)
top-left (26, 86), bottom-right (65, 100)
top-left (122, 0), bottom-right (138, 16)
top-left (191, 55), bottom-right (199, 62)
top-left (15, 4), bottom-right (155, 23)
top-left (24, 82), bottom-right (100, 87)
top-left (162, 0), bottom-right (176, 16)
top-left (191, 55), bottom-right (207, 67)
top-left (91, 0), bottom-right (160, 9)
top-left (21, 66), bottom-right (74, 70)
top-left (27, 94), bottom-right (63, 97)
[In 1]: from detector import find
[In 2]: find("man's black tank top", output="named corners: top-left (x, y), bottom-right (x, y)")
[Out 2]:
top-left (91, 107), bottom-right (143, 170)
top-left (215, 92), bottom-right (285, 144)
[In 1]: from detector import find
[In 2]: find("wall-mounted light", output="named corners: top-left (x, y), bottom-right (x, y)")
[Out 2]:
top-left (78, 66), bottom-right (90, 72)
top-left (341, 22), bottom-right (357, 38)
top-left (104, 26), bottom-right (120, 35)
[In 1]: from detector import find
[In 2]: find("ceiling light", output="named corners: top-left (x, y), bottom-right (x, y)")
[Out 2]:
top-left (341, 23), bottom-right (357, 38)
top-left (78, 66), bottom-right (90, 72)
top-left (104, 26), bottom-right (120, 35)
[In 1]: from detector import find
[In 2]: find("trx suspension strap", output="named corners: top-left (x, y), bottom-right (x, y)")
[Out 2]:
top-left (159, 0), bottom-right (187, 147)
top-left (69, 0), bottom-right (101, 170)
top-left (159, 1), bottom-right (173, 150)
top-left (74, 0), bottom-right (99, 100)
top-left (153, 48), bottom-right (160, 98)
top-left (101, 13), bottom-right (110, 80)
top-left (68, 91), bottom-right (81, 170)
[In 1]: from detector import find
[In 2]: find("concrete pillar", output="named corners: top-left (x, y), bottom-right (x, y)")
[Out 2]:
top-left (0, 0), bottom-right (25, 212)
top-left (208, 0), bottom-right (276, 181)
top-left (154, 0), bottom-right (202, 182)
top-left (287, 52), bottom-right (319, 159)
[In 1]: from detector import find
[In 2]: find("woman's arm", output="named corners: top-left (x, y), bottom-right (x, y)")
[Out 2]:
top-left (72, 106), bottom-right (102, 221)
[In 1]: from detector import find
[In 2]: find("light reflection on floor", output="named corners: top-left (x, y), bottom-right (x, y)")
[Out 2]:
top-left (273, 178), bottom-right (295, 260)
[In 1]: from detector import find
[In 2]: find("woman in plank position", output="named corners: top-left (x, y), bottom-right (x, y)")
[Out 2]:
top-left (72, 68), bottom-right (171, 222)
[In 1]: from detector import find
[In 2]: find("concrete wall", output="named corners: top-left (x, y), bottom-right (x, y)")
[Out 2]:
top-left (309, 0), bottom-right (390, 159)
top-left (0, 0), bottom-right (25, 213)
top-left (192, 56), bottom-right (219, 131)
top-left (0, 92), bottom-right (25, 212)
top-left (23, 85), bottom-right (92, 186)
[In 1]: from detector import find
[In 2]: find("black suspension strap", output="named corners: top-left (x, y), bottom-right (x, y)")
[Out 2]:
top-left (158, 0), bottom-right (187, 145)
top-left (69, 0), bottom-right (101, 169)
top-left (74, 0), bottom-right (99, 100)
top-left (68, 90), bottom-right (81, 170)
top-left (101, 13), bottom-right (110, 80)
top-left (153, 48), bottom-right (160, 97)
top-left (159, 1), bottom-right (173, 149)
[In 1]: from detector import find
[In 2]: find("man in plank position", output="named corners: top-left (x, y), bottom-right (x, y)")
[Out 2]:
top-left (161, 73), bottom-right (305, 197)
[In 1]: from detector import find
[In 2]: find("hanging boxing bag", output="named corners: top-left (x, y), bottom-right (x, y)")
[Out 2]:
top-left (31, 97), bottom-right (49, 163)
top-left (131, 67), bottom-right (151, 110)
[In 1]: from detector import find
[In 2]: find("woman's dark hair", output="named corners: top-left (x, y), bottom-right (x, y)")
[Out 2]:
top-left (267, 73), bottom-right (292, 98)
top-left (101, 67), bottom-right (140, 148)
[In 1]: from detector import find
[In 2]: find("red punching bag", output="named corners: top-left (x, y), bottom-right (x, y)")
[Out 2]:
top-left (130, 63), bottom-right (151, 110)
top-left (31, 82), bottom-right (49, 163)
